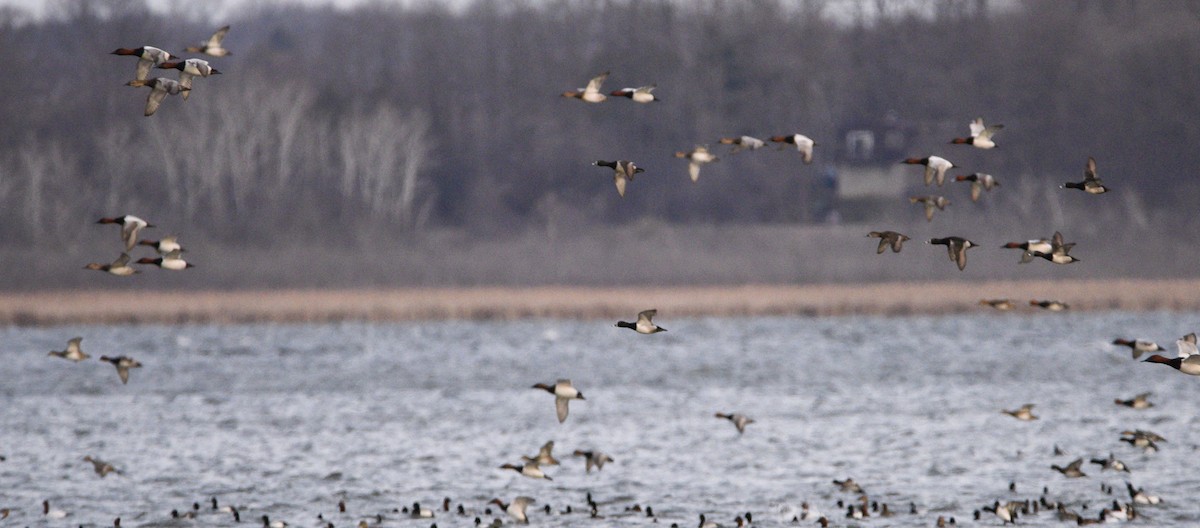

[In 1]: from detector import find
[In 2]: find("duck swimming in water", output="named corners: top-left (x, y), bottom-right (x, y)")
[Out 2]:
top-left (531, 379), bottom-right (584, 423)
top-left (615, 309), bottom-right (666, 334)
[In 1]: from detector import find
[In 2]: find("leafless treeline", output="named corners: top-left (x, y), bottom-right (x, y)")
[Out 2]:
top-left (1, 0), bottom-right (1199, 248)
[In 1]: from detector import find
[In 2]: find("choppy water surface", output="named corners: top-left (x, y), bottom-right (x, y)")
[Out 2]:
top-left (2, 312), bottom-right (1199, 527)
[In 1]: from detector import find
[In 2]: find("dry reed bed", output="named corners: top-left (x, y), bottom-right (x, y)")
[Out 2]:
top-left (0, 279), bottom-right (1197, 326)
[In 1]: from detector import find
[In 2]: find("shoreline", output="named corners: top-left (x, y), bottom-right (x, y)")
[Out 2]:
top-left (1, 279), bottom-right (1198, 326)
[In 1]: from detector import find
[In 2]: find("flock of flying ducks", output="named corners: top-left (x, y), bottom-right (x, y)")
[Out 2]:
top-left (14, 35), bottom-right (1192, 527)
top-left (111, 26), bottom-right (229, 116)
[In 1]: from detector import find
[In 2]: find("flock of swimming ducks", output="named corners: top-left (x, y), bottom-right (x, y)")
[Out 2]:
top-left (13, 33), bottom-right (1195, 527)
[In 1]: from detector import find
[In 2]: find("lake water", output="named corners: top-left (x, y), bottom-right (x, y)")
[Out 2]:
top-left (2, 312), bottom-right (1198, 527)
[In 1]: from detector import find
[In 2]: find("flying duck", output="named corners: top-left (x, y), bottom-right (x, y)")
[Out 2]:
top-left (979, 299), bottom-right (1014, 310)
top-left (615, 309), bottom-right (666, 334)
top-left (521, 441), bottom-right (560, 466)
top-left (1002, 403), bottom-right (1038, 421)
top-left (48, 337), bottom-right (89, 361)
top-left (1175, 332), bottom-right (1198, 357)
top-left (901, 156), bottom-right (956, 186)
top-left (138, 236), bottom-right (184, 255)
top-left (867, 231), bottom-right (909, 253)
top-left (1030, 300), bottom-right (1069, 311)
top-left (1002, 237), bottom-right (1052, 264)
top-left (832, 478), bottom-right (863, 493)
top-left (715, 412), bottom-right (754, 434)
top-left (674, 146), bottom-right (718, 182)
top-left (1111, 340), bottom-right (1164, 360)
top-left (1029, 231), bottom-right (1079, 264)
top-left (499, 462), bottom-right (552, 480)
top-left (1062, 157), bottom-right (1108, 194)
top-left (562, 71), bottom-right (608, 103)
top-left (489, 497), bottom-right (534, 524)
top-left (185, 25), bottom-right (232, 57)
top-left (97, 215), bottom-right (153, 251)
top-left (531, 379), bottom-right (584, 422)
top-left (910, 195), bottom-right (950, 221)
top-left (1114, 392), bottom-right (1154, 408)
top-left (99, 355), bottom-right (142, 384)
top-left (1089, 453), bottom-right (1130, 473)
top-left (718, 136), bottom-right (767, 153)
top-left (593, 160), bottom-right (644, 197)
top-left (1143, 353), bottom-right (1200, 375)
top-left (83, 456), bottom-right (119, 477)
top-left (769, 134), bottom-right (816, 163)
top-left (156, 58), bottom-right (220, 100)
top-left (136, 249), bottom-right (194, 270)
top-left (928, 236), bottom-right (976, 270)
top-left (111, 46), bottom-right (172, 81)
top-left (1051, 458), bottom-right (1087, 478)
top-left (954, 173), bottom-right (1000, 201)
top-left (572, 450), bottom-right (613, 473)
top-left (949, 118), bottom-right (1003, 149)
top-left (125, 77), bottom-right (189, 116)
top-left (609, 85), bottom-right (659, 103)
top-left (84, 253), bottom-right (140, 276)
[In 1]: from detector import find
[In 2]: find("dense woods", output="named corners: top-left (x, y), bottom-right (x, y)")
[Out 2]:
top-left (1, 0), bottom-right (1198, 287)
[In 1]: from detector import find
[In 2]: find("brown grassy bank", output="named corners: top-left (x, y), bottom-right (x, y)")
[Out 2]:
top-left (2, 279), bottom-right (1198, 326)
